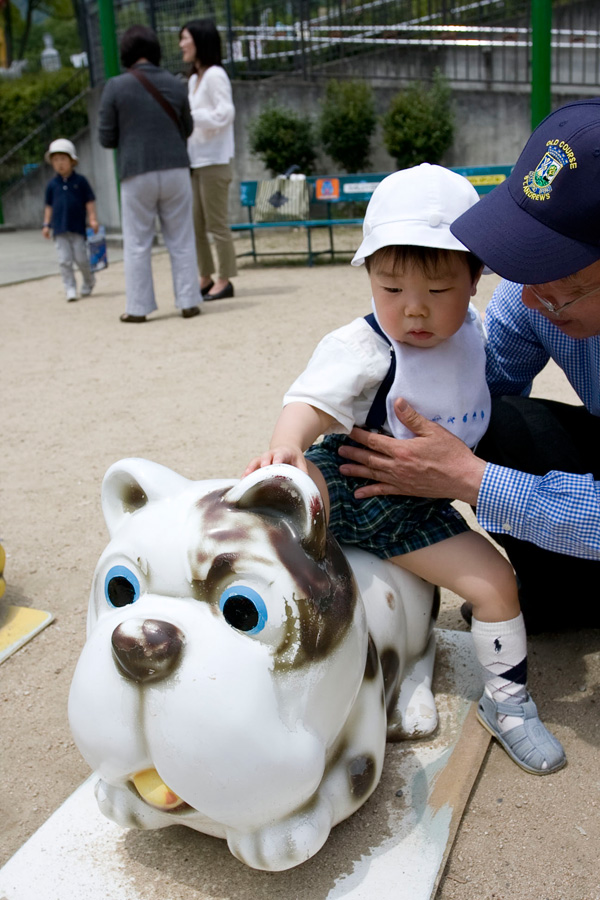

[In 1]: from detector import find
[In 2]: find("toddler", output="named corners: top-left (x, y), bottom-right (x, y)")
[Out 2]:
top-left (245, 163), bottom-right (565, 776)
top-left (43, 138), bottom-right (98, 302)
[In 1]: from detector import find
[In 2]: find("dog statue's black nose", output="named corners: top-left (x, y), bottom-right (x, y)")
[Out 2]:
top-left (111, 619), bottom-right (184, 683)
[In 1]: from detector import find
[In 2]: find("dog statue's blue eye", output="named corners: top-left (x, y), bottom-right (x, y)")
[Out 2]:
top-left (105, 565), bottom-right (141, 608)
top-left (219, 585), bottom-right (267, 634)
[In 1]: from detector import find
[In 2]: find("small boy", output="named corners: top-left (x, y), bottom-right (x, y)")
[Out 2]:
top-left (43, 138), bottom-right (98, 302)
top-left (245, 164), bottom-right (565, 775)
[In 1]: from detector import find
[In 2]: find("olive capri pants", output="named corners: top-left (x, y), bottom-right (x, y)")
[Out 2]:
top-left (191, 162), bottom-right (237, 281)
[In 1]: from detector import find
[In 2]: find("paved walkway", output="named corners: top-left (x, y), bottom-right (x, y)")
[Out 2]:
top-left (0, 228), bottom-right (127, 286)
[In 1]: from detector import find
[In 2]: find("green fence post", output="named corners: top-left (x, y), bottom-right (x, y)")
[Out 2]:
top-left (531, 0), bottom-right (552, 129)
top-left (98, 0), bottom-right (120, 79)
top-left (97, 0), bottom-right (121, 214)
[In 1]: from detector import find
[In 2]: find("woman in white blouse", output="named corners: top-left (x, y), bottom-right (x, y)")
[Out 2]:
top-left (180, 20), bottom-right (237, 300)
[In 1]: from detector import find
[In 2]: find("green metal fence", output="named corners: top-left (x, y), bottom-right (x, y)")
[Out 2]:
top-left (82, 0), bottom-right (600, 89)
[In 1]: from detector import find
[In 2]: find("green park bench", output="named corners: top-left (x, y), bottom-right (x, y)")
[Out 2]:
top-left (231, 165), bottom-right (513, 266)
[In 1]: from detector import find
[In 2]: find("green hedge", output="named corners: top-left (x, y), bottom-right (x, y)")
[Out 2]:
top-left (382, 71), bottom-right (454, 169)
top-left (319, 79), bottom-right (376, 173)
top-left (0, 69), bottom-right (89, 192)
top-left (248, 104), bottom-right (318, 176)
top-left (0, 69), bottom-right (89, 161)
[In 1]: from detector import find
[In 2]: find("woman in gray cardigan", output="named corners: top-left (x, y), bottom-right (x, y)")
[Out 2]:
top-left (99, 25), bottom-right (201, 322)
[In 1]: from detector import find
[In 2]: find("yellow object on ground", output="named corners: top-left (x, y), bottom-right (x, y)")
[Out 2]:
top-left (0, 605), bottom-right (54, 663)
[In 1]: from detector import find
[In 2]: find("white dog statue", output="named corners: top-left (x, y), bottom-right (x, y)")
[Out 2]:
top-left (69, 458), bottom-right (438, 871)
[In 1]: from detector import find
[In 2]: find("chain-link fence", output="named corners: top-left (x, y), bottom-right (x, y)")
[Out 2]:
top-left (81, 0), bottom-right (600, 89)
top-left (2, 0), bottom-right (599, 201)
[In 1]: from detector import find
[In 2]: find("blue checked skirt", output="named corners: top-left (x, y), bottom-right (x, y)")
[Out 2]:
top-left (305, 434), bottom-right (470, 559)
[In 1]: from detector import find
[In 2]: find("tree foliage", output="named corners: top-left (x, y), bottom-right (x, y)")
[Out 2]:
top-left (0, 68), bottom-right (88, 192)
top-left (319, 79), bottom-right (376, 173)
top-left (248, 104), bottom-right (317, 176)
top-left (382, 70), bottom-right (454, 169)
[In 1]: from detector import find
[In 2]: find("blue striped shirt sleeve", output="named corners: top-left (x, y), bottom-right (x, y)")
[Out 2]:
top-left (477, 462), bottom-right (600, 560)
top-left (485, 280), bottom-right (550, 397)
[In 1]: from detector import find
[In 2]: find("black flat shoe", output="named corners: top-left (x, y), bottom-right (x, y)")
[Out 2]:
top-left (120, 313), bottom-right (146, 323)
top-left (200, 280), bottom-right (214, 297)
top-left (182, 305), bottom-right (201, 319)
top-left (205, 282), bottom-right (234, 301)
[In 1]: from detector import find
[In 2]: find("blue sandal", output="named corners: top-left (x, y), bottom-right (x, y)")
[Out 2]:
top-left (477, 691), bottom-right (566, 775)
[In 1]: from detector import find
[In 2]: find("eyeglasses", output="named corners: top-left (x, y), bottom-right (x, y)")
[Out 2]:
top-left (525, 282), bottom-right (600, 316)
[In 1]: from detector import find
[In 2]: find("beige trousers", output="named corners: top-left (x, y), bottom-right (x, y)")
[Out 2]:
top-left (191, 162), bottom-right (237, 280)
top-left (121, 168), bottom-right (199, 316)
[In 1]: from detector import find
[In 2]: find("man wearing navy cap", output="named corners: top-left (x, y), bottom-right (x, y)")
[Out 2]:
top-left (337, 99), bottom-right (600, 632)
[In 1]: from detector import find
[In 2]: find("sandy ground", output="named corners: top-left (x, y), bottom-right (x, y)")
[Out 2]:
top-left (1, 227), bottom-right (600, 899)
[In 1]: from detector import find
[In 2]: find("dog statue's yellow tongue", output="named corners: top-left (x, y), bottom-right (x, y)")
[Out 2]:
top-left (132, 768), bottom-right (184, 810)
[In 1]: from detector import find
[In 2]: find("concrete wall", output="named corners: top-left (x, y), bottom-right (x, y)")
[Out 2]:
top-left (229, 80), bottom-right (585, 225)
top-left (2, 73), bottom-right (589, 230)
top-left (84, 85), bottom-right (121, 230)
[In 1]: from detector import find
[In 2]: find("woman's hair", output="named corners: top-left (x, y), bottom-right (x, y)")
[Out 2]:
top-left (120, 24), bottom-right (161, 68)
top-left (365, 244), bottom-right (483, 281)
top-left (180, 19), bottom-right (223, 69)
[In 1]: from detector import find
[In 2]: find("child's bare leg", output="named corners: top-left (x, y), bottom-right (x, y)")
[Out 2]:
top-left (392, 532), bottom-right (565, 775)
top-left (393, 530), bottom-right (518, 622)
top-left (306, 459), bottom-right (331, 519)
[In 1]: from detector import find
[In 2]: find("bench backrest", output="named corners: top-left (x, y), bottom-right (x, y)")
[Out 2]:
top-left (239, 165), bottom-right (513, 208)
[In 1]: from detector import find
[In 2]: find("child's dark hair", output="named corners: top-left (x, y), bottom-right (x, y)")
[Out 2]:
top-left (365, 245), bottom-right (483, 281)
top-left (120, 24), bottom-right (161, 68)
top-left (180, 19), bottom-right (223, 70)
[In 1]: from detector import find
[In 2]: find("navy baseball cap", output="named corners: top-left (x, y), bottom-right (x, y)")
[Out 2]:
top-left (450, 98), bottom-right (600, 284)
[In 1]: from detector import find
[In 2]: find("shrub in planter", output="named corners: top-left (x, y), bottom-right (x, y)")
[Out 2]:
top-left (248, 104), bottom-right (317, 176)
top-left (382, 70), bottom-right (454, 170)
top-left (319, 79), bottom-right (376, 173)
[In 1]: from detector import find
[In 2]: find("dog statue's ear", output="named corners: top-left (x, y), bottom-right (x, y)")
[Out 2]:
top-left (226, 464), bottom-right (327, 559)
top-left (101, 458), bottom-right (191, 537)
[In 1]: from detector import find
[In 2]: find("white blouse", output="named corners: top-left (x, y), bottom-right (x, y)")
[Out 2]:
top-left (187, 65), bottom-right (235, 168)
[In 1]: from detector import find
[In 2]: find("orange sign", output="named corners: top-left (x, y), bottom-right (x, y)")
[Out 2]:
top-left (316, 178), bottom-right (340, 200)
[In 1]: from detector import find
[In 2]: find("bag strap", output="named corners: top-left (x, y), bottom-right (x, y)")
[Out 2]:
top-left (363, 313), bottom-right (396, 431)
top-left (129, 67), bottom-right (184, 137)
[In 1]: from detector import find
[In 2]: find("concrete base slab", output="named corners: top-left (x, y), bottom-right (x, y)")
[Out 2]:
top-left (0, 629), bottom-right (489, 900)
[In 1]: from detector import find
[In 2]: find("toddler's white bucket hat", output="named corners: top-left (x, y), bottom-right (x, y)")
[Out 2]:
top-left (45, 138), bottom-right (78, 164)
top-left (351, 163), bottom-right (480, 266)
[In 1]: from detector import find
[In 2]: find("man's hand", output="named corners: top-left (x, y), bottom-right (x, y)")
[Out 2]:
top-left (338, 397), bottom-right (487, 505)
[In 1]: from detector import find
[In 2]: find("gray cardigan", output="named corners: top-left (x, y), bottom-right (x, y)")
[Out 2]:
top-left (98, 63), bottom-right (193, 181)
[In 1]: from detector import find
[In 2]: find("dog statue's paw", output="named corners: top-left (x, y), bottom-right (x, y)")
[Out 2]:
top-left (95, 778), bottom-right (173, 831)
top-left (226, 801), bottom-right (334, 871)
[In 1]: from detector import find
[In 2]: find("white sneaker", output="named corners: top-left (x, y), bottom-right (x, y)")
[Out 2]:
top-left (81, 277), bottom-right (96, 297)
top-left (67, 289), bottom-right (78, 302)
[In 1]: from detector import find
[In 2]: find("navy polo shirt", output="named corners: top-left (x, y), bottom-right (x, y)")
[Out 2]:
top-left (45, 172), bottom-right (95, 237)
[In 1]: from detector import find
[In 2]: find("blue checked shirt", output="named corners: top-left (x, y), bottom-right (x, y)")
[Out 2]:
top-left (477, 279), bottom-right (600, 559)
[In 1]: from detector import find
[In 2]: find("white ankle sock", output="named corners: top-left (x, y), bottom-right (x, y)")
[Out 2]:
top-left (471, 613), bottom-right (528, 733)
